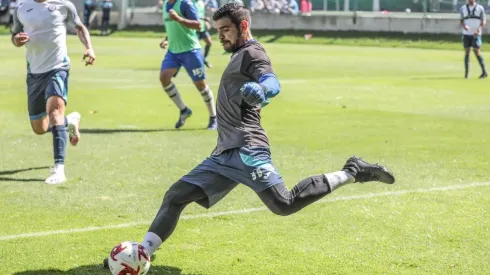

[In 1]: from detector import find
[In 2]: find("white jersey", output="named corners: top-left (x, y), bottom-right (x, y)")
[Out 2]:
top-left (460, 3), bottom-right (486, 36)
top-left (12, 0), bottom-right (81, 74)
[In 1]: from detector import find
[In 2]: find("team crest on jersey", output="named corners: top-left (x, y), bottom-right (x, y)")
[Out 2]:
top-left (48, 5), bottom-right (56, 11)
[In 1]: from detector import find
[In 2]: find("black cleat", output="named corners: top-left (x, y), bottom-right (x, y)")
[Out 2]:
top-left (342, 156), bottom-right (395, 184)
top-left (479, 72), bottom-right (487, 79)
top-left (207, 116), bottom-right (217, 130)
top-left (175, 107), bottom-right (192, 129)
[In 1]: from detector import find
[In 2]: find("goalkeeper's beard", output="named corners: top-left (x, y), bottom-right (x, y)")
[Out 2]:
top-left (225, 29), bottom-right (243, 53)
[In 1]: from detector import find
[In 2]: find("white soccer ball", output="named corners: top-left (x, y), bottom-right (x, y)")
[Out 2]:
top-left (108, 241), bottom-right (151, 275)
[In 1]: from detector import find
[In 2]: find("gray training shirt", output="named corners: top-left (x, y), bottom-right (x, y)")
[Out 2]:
top-left (12, 0), bottom-right (81, 74)
top-left (212, 40), bottom-right (275, 156)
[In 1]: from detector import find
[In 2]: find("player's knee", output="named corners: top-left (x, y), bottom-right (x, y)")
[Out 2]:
top-left (194, 80), bottom-right (207, 91)
top-left (259, 185), bottom-right (296, 216)
top-left (267, 203), bottom-right (294, 216)
top-left (161, 188), bottom-right (181, 207)
top-left (162, 181), bottom-right (196, 207)
top-left (159, 75), bottom-right (169, 86)
top-left (160, 71), bottom-right (173, 86)
top-left (48, 108), bottom-right (63, 125)
top-left (262, 197), bottom-right (294, 216)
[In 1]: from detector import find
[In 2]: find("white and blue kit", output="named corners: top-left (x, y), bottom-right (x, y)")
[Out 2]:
top-left (12, 0), bottom-right (81, 120)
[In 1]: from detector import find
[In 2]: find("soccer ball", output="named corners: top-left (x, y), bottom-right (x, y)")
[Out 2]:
top-left (107, 241), bottom-right (151, 275)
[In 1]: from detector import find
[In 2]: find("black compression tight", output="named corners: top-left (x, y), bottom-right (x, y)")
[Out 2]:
top-left (148, 175), bottom-right (332, 241)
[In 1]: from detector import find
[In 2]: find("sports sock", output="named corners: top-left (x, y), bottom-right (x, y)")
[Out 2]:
top-left (324, 171), bottom-right (355, 192)
top-left (164, 83), bottom-right (186, 111)
top-left (477, 55), bottom-right (487, 74)
top-left (465, 54), bottom-right (470, 76)
top-left (141, 231), bottom-right (163, 257)
top-left (199, 86), bottom-right (216, 117)
top-left (204, 44), bottom-right (211, 58)
top-left (51, 125), bottom-right (67, 165)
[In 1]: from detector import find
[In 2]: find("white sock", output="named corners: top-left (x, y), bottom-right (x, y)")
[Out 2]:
top-left (199, 86), bottom-right (216, 117)
top-left (324, 171), bottom-right (355, 192)
top-left (164, 83), bottom-right (186, 111)
top-left (54, 163), bottom-right (65, 174)
top-left (141, 232), bottom-right (162, 257)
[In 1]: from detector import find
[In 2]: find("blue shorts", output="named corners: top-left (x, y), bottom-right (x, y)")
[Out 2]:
top-left (161, 49), bottom-right (206, 81)
top-left (198, 31), bottom-right (210, 40)
top-left (26, 69), bottom-right (69, 120)
top-left (181, 147), bottom-right (284, 208)
top-left (463, 35), bottom-right (482, 49)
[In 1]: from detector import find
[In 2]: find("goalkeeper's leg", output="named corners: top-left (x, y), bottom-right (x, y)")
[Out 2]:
top-left (103, 180), bottom-right (207, 268)
top-left (140, 180), bottom-right (207, 256)
top-left (257, 156), bottom-right (395, 216)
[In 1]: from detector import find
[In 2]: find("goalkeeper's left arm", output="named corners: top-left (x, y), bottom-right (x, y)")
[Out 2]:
top-left (239, 48), bottom-right (281, 107)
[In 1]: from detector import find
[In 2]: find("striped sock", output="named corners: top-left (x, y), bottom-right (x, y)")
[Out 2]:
top-left (164, 83), bottom-right (186, 111)
top-left (199, 86), bottom-right (216, 117)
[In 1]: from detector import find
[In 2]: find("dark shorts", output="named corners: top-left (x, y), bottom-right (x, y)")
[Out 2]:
top-left (463, 35), bottom-right (482, 49)
top-left (198, 31), bottom-right (210, 40)
top-left (181, 147), bottom-right (284, 208)
top-left (161, 49), bottom-right (206, 81)
top-left (27, 69), bottom-right (69, 120)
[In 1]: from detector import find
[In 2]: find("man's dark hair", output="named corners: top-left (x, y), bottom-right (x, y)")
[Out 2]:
top-left (212, 2), bottom-right (251, 29)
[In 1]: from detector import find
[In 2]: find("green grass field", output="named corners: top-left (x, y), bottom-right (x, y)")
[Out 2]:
top-left (1, 33), bottom-right (490, 275)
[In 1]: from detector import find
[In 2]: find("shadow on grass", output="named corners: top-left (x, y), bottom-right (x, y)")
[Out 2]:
top-left (0, 177), bottom-right (45, 182)
top-left (13, 264), bottom-right (204, 275)
top-left (80, 128), bottom-right (205, 134)
top-left (0, 166), bottom-right (48, 182)
top-left (410, 76), bottom-right (465, 80)
top-left (0, 166), bottom-right (49, 176)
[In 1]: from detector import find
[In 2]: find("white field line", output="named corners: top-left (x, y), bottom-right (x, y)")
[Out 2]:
top-left (1, 182), bottom-right (489, 242)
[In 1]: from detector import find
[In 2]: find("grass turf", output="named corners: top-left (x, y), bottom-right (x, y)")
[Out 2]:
top-left (0, 34), bottom-right (489, 274)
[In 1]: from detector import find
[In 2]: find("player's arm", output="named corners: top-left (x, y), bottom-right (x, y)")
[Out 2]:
top-left (168, 0), bottom-right (201, 30)
top-left (460, 7), bottom-right (469, 29)
top-left (477, 7), bottom-right (487, 33)
top-left (11, 9), bottom-right (29, 47)
top-left (65, 0), bottom-right (95, 65)
top-left (239, 48), bottom-right (281, 107)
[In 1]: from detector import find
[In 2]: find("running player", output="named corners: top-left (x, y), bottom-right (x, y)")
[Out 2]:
top-left (160, 0), bottom-right (217, 129)
top-left (12, 0), bottom-right (95, 184)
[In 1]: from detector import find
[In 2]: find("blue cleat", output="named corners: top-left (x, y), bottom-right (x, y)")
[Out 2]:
top-left (175, 108), bottom-right (192, 129)
top-left (207, 117), bottom-right (217, 130)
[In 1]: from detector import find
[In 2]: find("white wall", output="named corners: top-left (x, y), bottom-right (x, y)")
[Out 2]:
top-left (125, 10), bottom-right (486, 35)
top-left (2, 7), bottom-right (484, 35)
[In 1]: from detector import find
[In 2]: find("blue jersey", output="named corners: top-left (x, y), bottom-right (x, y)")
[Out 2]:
top-left (165, 0), bottom-right (199, 21)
